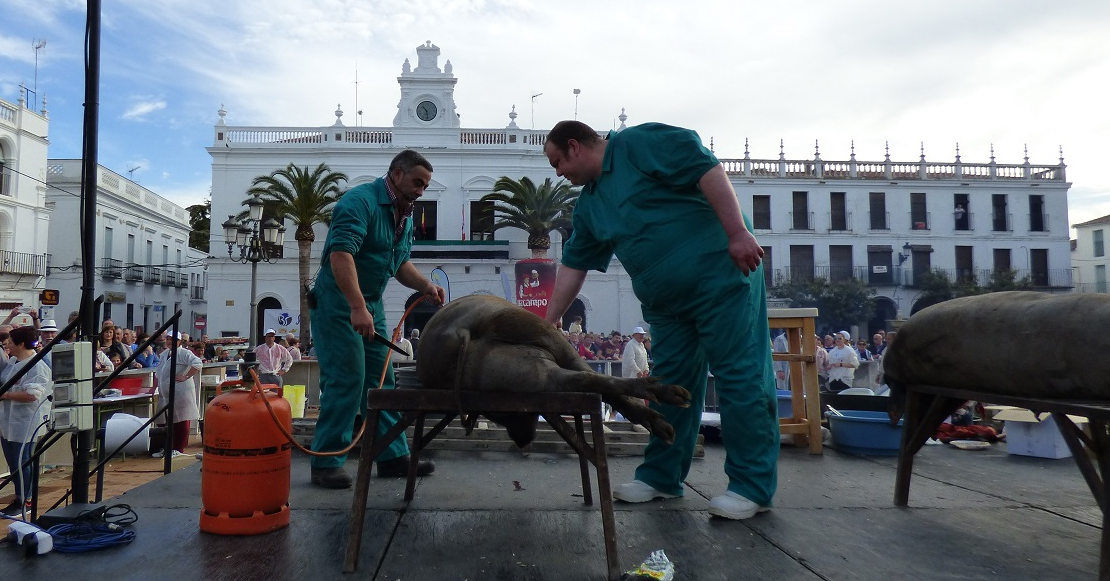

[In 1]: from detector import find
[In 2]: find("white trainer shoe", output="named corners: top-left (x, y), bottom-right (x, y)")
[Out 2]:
top-left (708, 491), bottom-right (771, 520)
top-left (612, 480), bottom-right (680, 503)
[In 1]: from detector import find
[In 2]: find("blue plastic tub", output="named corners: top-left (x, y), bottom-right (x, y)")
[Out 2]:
top-left (827, 410), bottom-right (904, 456)
top-left (776, 390), bottom-right (793, 418)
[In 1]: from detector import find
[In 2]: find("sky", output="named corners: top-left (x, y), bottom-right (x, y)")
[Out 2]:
top-left (2, 0), bottom-right (1109, 231)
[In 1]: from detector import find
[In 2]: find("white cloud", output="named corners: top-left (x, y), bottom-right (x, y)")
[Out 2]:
top-left (122, 99), bottom-right (167, 120)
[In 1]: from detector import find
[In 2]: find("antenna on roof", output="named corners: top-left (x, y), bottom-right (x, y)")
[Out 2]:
top-left (32, 39), bottom-right (47, 107)
top-left (127, 165), bottom-right (141, 181)
top-left (531, 92), bottom-right (543, 130)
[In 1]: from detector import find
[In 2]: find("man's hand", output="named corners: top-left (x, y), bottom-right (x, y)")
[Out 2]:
top-left (350, 305), bottom-right (375, 338)
top-left (727, 229), bottom-right (764, 275)
top-left (422, 283), bottom-right (446, 306)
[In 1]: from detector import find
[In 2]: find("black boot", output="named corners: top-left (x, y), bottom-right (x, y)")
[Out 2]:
top-left (376, 455), bottom-right (435, 478)
top-left (311, 467), bottom-right (353, 489)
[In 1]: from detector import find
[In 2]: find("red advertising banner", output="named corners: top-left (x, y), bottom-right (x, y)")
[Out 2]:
top-left (515, 259), bottom-right (557, 319)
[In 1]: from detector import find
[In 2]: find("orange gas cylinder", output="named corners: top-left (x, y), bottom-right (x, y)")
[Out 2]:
top-left (199, 383), bottom-right (292, 535)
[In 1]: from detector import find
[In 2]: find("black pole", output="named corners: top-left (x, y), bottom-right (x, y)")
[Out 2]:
top-left (74, 0), bottom-right (102, 505)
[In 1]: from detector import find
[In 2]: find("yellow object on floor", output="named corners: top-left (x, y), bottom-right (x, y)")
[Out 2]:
top-left (283, 385), bottom-right (307, 418)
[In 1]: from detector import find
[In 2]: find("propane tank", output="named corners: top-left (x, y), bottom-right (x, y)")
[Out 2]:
top-left (200, 376), bottom-right (292, 535)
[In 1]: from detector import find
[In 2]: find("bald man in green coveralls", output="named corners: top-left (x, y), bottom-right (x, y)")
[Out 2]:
top-left (308, 149), bottom-right (445, 489)
top-left (544, 121), bottom-right (778, 520)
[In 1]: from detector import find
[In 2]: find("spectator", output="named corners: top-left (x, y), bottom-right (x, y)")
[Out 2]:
top-left (38, 319), bottom-right (62, 368)
top-left (569, 332), bottom-right (594, 360)
top-left (288, 337), bottom-right (303, 361)
top-left (856, 340), bottom-right (874, 362)
top-left (0, 325), bottom-right (52, 518)
top-left (394, 335), bottom-right (414, 362)
top-left (870, 333), bottom-right (886, 358)
top-left (621, 327), bottom-right (650, 378)
top-left (409, 328), bottom-right (421, 360)
top-left (202, 334), bottom-right (217, 360)
top-left (155, 334), bottom-right (202, 458)
top-left (568, 316), bottom-right (584, 335)
top-left (134, 333), bottom-right (160, 368)
top-left (772, 330), bottom-right (790, 391)
top-left (814, 334), bottom-right (830, 391)
top-left (597, 331), bottom-right (623, 360)
top-left (826, 331), bottom-right (860, 392)
top-left (254, 329), bottom-right (292, 387)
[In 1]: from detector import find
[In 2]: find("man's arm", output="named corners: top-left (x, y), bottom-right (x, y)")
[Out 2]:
top-left (699, 164), bottom-right (763, 275)
top-left (544, 265), bottom-right (588, 327)
top-left (279, 346), bottom-right (293, 373)
top-left (330, 251), bottom-right (375, 336)
top-left (395, 261), bottom-right (446, 305)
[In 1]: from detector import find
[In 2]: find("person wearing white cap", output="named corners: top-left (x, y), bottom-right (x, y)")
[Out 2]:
top-left (37, 320), bottom-right (62, 368)
top-left (622, 326), bottom-right (650, 379)
top-left (826, 331), bottom-right (859, 392)
top-left (254, 328), bottom-right (292, 387)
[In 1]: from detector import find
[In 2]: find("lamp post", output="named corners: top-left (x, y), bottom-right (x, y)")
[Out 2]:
top-left (222, 193), bottom-right (286, 346)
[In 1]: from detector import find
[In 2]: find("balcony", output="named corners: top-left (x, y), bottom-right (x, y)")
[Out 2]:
top-left (769, 265), bottom-right (869, 286)
top-left (125, 264), bottom-right (144, 281)
top-left (789, 211), bottom-right (814, 231)
top-left (145, 267), bottom-right (161, 285)
top-left (910, 212), bottom-right (931, 231)
top-left (409, 240), bottom-right (510, 260)
top-left (177, 275), bottom-right (189, 288)
top-left (827, 211), bottom-right (852, 232)
top-left (162, 271), bottom-right (176, 286)
top-left (902, 267), bottom-right (1072, 289)
top-left (101, 257), bottom-right (123, 279)
top-left (191, 286), bottom-right (205, 300)
top-left (3, 251), bottom-right (49, 276)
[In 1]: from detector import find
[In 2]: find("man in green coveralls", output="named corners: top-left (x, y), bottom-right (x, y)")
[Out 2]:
top-left (543, 121), bottom-right (778, 519)
top-left (308, 149), bottom-right (445, 489)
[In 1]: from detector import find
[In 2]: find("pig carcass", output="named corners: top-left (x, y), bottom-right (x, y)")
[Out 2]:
top-left (882, 291), bottom-right (1110, 446)
top-left (415, 294), bottom-right (691, 447)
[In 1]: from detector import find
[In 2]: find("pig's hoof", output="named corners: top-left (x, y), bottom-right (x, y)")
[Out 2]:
top-left (649, 419), bottom-right (676, 444)
top-left (654, 384), bottom-right (691, 407)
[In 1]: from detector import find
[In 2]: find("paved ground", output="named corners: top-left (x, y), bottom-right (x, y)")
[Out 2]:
top-left (0, 436), bottom-right (1102, 580)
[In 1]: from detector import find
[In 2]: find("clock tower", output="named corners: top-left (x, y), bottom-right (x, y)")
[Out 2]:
top-left (392, 41), bottom-right (460, 130)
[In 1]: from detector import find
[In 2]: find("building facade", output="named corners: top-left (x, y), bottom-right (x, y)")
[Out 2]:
top-left (45, 159), bottom-right (208, 336)
top-left (0, 89), bottom-right (52, 312)
top-left (1071, 214), bottom-right (1110, 294)
top-left (206, 42), bottom-right (1073, 342)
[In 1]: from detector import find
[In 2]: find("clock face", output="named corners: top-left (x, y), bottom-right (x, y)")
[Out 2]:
top-left (416, 100), bottom-right (438, 121)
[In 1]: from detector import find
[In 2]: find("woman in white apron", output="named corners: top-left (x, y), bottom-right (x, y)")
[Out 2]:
top-left (155, 337), bottom-right (202, 457)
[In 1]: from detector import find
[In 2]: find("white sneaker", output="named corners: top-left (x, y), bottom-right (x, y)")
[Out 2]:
top-left (152, 451), bottom-right (165, 458)
top-left (612, 480), bottom-right (680, 503)
top-left (171, 450), bottom-right (187, 458)
top-left (707, 491), bottom-right (771, 520)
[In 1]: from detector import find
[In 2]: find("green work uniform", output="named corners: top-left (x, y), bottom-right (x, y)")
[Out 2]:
top-left (309, 179), bottom-right (411, 470)
top-left (562, 123), bottom-right (778, 505)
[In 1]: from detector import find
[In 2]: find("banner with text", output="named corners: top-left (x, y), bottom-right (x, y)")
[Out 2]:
top-left (263, 309), bottom-right (301, 338)
top-left (515, 259), bottom-right (556, 320)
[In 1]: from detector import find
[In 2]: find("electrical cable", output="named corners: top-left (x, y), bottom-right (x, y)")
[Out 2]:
top-left (44, 503), bottom-right (139, 552)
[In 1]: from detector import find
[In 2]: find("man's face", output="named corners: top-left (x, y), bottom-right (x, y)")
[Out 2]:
top-left (265, 334), bottom-right (276, 344)
top-left (114, 327), bottom-right (124, 341)
top-left (633, 332), bottom-right (645, 343)
top-left (389, 166), bottom-right (433, 205)
top-left (544, 140), bottom-right (598, 186)
top-left (41, 330), bottom-right (57, 342)
top-left (873, 334), bottom-right (882, 346)
top-left (202, 335), bottom-right (209, 342)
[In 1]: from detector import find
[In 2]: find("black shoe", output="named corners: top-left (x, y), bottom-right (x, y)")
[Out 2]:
top-left (310, 467), bottom-right (353, 489)
top-left (0, 499), bottom-right (28, 519)
top-left (376, 456), bottom-right (435, 478)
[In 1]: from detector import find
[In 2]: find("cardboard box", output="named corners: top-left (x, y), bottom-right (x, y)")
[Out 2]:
top-left (993, 407), bottom-right (1088, 459)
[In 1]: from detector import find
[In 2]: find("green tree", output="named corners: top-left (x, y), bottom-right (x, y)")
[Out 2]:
top-left (480, 176), bottom-right (578, 258)
top-left (248, 163), bottom-right (348, 348)
top-left (771, 277), bottom-right (876, 331)
top-left (186, 199), bottom-right (211, 253)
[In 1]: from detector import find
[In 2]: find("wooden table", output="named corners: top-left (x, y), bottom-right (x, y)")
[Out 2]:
top-left (768, 307), bottom-right (822, 454)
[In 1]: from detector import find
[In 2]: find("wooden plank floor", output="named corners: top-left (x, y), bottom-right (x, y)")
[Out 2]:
top-left (1, 440), bottom-right (1100, 580)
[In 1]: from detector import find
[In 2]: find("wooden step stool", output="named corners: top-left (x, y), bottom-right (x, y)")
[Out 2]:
top-left (343, 389), bottom-right (620, 580)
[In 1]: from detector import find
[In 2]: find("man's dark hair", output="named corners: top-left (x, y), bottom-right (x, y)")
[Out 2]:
top-left (547, 120), bottom-right (602, 154)
top-left (9, 325), bottom-right (37, 350)
top-left (389, 149), bottom-right (433, 174)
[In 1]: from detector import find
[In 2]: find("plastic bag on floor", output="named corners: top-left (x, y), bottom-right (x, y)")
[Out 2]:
top-left (620, 549), bottom-right (675, 581)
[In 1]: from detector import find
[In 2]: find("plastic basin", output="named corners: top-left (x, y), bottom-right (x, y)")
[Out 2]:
top-left (827, 410), bottom-right (903, 456)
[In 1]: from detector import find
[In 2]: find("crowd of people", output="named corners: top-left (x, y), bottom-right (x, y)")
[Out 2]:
top-left (564, 328), bottom-right (653, 364)
top-left (774, 327), bottom-right (897, 393)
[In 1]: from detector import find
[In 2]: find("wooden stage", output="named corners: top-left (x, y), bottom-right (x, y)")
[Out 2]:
top-left (0, 439), bottom-right (1101, 580)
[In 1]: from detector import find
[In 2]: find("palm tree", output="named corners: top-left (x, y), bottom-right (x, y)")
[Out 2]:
top-left (248, 163), bottom-right (348, 349)
top-left (480, 176), bottom-right (578, 258)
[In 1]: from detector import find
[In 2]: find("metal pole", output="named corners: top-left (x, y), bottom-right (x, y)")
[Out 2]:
top-left (249, 251), bottom-right (259, 347)
top-left (74, 0), bottom-right (102, 505)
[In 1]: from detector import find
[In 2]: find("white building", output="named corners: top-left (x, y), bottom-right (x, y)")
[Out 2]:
top-left (1071, 214), bottom-right (1110, 294)
top-left (206, 41), bottom-right (1073, 341)
top-left (0, 89), bottom-right (52, 312)
top-left (45, 159), bottom-right (208, 336)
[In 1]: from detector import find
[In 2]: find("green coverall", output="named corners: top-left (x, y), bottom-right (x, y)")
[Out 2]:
top-left (309, 179), bottom-right (410, 470)
top-left (562, 123), bottom-right (779, 505)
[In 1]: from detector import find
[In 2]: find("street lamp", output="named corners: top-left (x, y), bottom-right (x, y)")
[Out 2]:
top-left (222, 193), bottom-right (286, 346)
